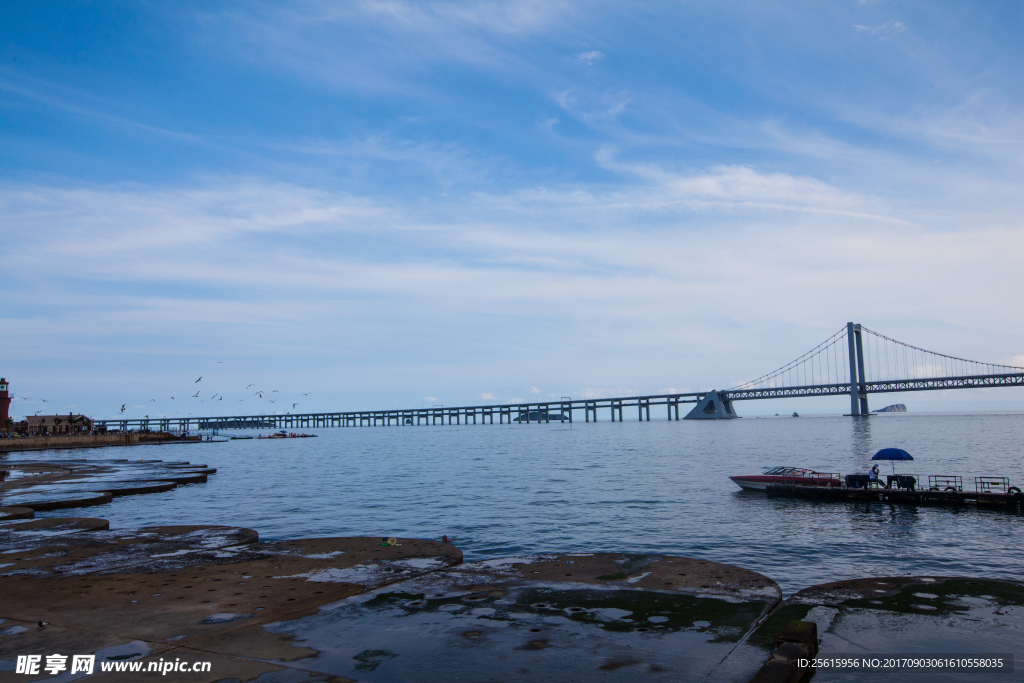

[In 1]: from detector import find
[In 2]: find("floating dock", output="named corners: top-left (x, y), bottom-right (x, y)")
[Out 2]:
top-left (766, 482), bottom-right (1023, 515)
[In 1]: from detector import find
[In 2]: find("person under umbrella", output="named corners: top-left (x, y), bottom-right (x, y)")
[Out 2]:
top-left (871, 448), bottom-right (915, 490)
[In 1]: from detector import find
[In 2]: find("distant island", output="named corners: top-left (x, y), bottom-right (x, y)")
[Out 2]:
top-left (873, 404), bottom-right (907, 413)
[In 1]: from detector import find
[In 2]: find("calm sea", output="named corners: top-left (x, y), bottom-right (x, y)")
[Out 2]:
top-left (18, 411), bottom-right (1024, 595)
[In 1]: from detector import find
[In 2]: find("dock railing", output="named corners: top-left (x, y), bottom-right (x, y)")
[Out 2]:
top-left (928, 475), bottom-right (963, 491)
top-left (780, 471), bottom-right (841, 486)
top-left (975, 477), bottom-right (1010, 494)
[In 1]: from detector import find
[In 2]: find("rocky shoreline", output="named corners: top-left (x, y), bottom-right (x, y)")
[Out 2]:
top-left (1, 459), bottom-right (1019, 682)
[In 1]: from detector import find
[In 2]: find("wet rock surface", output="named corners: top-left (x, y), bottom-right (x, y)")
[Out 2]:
top-left (0, 459), bottom-right (215, 511)
top-left (748, 576), bottom-right (1023, 682)
top-left (0, 520), bottom-right (780, 683)
top-left (252, 553), bottom-right (780, 682)
top-left (0, 520), bottom-right (465, 682)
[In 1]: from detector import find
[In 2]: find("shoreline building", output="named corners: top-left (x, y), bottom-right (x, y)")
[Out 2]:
top-left (0, 378), bottom-right (11, 428)
top-left (23, 414), bottom-right (95, 435)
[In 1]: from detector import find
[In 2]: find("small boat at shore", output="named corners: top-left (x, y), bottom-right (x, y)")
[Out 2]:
top-left (257, 430), bottom-right (318, 439)
top-left (730, 467), bottom-right (841, 491)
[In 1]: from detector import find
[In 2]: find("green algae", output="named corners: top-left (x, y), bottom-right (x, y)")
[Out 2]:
top-left (352, 649), bottom-right (398, 673)
top-left (841, 579), bottom-right (1024, 616)
top-left (360, 591), bottom-right (425, 608)
top-left (361, 586), bottom-right (767, 642)
top-left (746, 603), bottom-right (813, 651)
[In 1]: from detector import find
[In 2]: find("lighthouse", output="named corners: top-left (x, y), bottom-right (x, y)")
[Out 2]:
top-left (0, 378), bottom-right (10, 426)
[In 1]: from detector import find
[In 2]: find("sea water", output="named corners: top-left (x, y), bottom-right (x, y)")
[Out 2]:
top-left (14, 411), bottom-right (1024, 595)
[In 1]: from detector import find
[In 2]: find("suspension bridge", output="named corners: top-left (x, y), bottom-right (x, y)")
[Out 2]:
top-left (95, 322), bottom-right (1024, 431)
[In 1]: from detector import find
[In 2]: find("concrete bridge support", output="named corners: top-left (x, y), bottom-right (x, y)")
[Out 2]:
top-left (684, 391), bottom-right (738, 419)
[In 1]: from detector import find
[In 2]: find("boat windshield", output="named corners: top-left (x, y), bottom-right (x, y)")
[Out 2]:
top-left (762, 467), bottom-right (811, 475)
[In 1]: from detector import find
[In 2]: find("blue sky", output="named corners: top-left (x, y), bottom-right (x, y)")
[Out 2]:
top-left (2, 1), bottom-right (1022, 419)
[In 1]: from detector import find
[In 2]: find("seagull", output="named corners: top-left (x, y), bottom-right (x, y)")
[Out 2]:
top-left (150, 399), bottom-right (156, 402)
top-left (303, 393), bottom-right (310, 396)
top-left (42, 399), bottom-right (49, 403)
top-left (145, 415), bottom-right (149, 419)
top-left (195, 376), bottom-right (202, 383)
top-left (272, 390), bottom-right (278, 393)
top-left (218, 397), bottom-right (223, 401)
top-left (171, 397), bottom-right (175, 400)
top-left (245, 384), bottom-right (253, 390)
top-left (255, 391), bottom-right (263, 398)
top-left (292, 403), bottom-right (298, 408)
top-left (120, 404), bottom-right (126, 413)
top-left (192, 391), bottom-right (200, 398)
top-left (38, 620), bottom-right (48, 628)
top-left (269, 400), bottom-right (276, 404)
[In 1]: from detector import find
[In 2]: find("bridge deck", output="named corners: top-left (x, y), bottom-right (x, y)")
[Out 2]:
top-left (93, 372), bottom-right (1024, 431)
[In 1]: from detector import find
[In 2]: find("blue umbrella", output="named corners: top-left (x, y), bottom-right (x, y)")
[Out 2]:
top-left (872, 448), bottom-right (913, 474)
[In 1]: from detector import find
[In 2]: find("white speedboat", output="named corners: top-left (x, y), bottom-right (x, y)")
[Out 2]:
top-left (730, 467), bottom-right (841, 491)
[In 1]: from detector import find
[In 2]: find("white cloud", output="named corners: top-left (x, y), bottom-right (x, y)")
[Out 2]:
top-left (424, 396), bottom-right (439, 403)
top-left (575, 50), bottom-right (604, 65)
top-left (481, 392), bottom-right (496, 400)
top-left (853, 20), bottom-right (906, 38)
top-left (528, 386), bottom-right (541, 393)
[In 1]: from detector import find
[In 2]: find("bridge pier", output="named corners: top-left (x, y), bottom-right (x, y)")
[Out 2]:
top-left (684, 391), bottom-right (738, 419)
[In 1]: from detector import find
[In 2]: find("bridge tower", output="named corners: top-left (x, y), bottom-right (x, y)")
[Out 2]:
top-left (0, 378), bottom-right (11, 427)
top-left (846, 323), bottom-right (869, 416)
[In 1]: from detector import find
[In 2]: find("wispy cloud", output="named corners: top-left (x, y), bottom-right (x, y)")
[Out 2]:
top-left (0, 68), bottom-right (201, 142)
top-left (575, 50), bottom-right (604, 65)
top-left (852, 20), bottom-right (906, 38)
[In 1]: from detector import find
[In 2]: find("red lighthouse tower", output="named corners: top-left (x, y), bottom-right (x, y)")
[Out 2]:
top-left (0, 378), bottom-right (11, 427)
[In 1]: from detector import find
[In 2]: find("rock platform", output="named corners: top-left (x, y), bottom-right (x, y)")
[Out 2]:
top-left (0, 513), bottom-right (783, 682)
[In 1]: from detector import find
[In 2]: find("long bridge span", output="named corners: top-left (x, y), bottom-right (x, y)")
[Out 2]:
top-left (95, 323), bottom-right (1024, 431)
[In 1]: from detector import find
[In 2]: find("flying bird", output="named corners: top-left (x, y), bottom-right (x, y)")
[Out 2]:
top-left (120, 404), bottom-right (126, 413)
top-left (195, 376), bottom-right (202, 383)
top-left (192, 391), bottom-right (200, 398)
top-left (170, 397), bottom-right (175, 400)
top-left (272, 390), bottom-right (278, 393)
top-left (269, 400), bottom-right (276, 403)
top-left (150, 399), bottom-right (156, 402)
top-left (245, 384), bottom-right (253, 390)
top-left (292, 403), bottom-right (298, 408)
top-left (255, 391), bottom-right (263, 398)
top-left (303, 393), bottom-right (310, 396)
top-left (41, 399), bottom-right (48, 403)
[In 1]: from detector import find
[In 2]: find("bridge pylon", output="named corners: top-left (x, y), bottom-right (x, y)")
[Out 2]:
top-left (684, 390), bottom-right (739, 419)
top-left (846, 322), bottom-right (869, 416)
